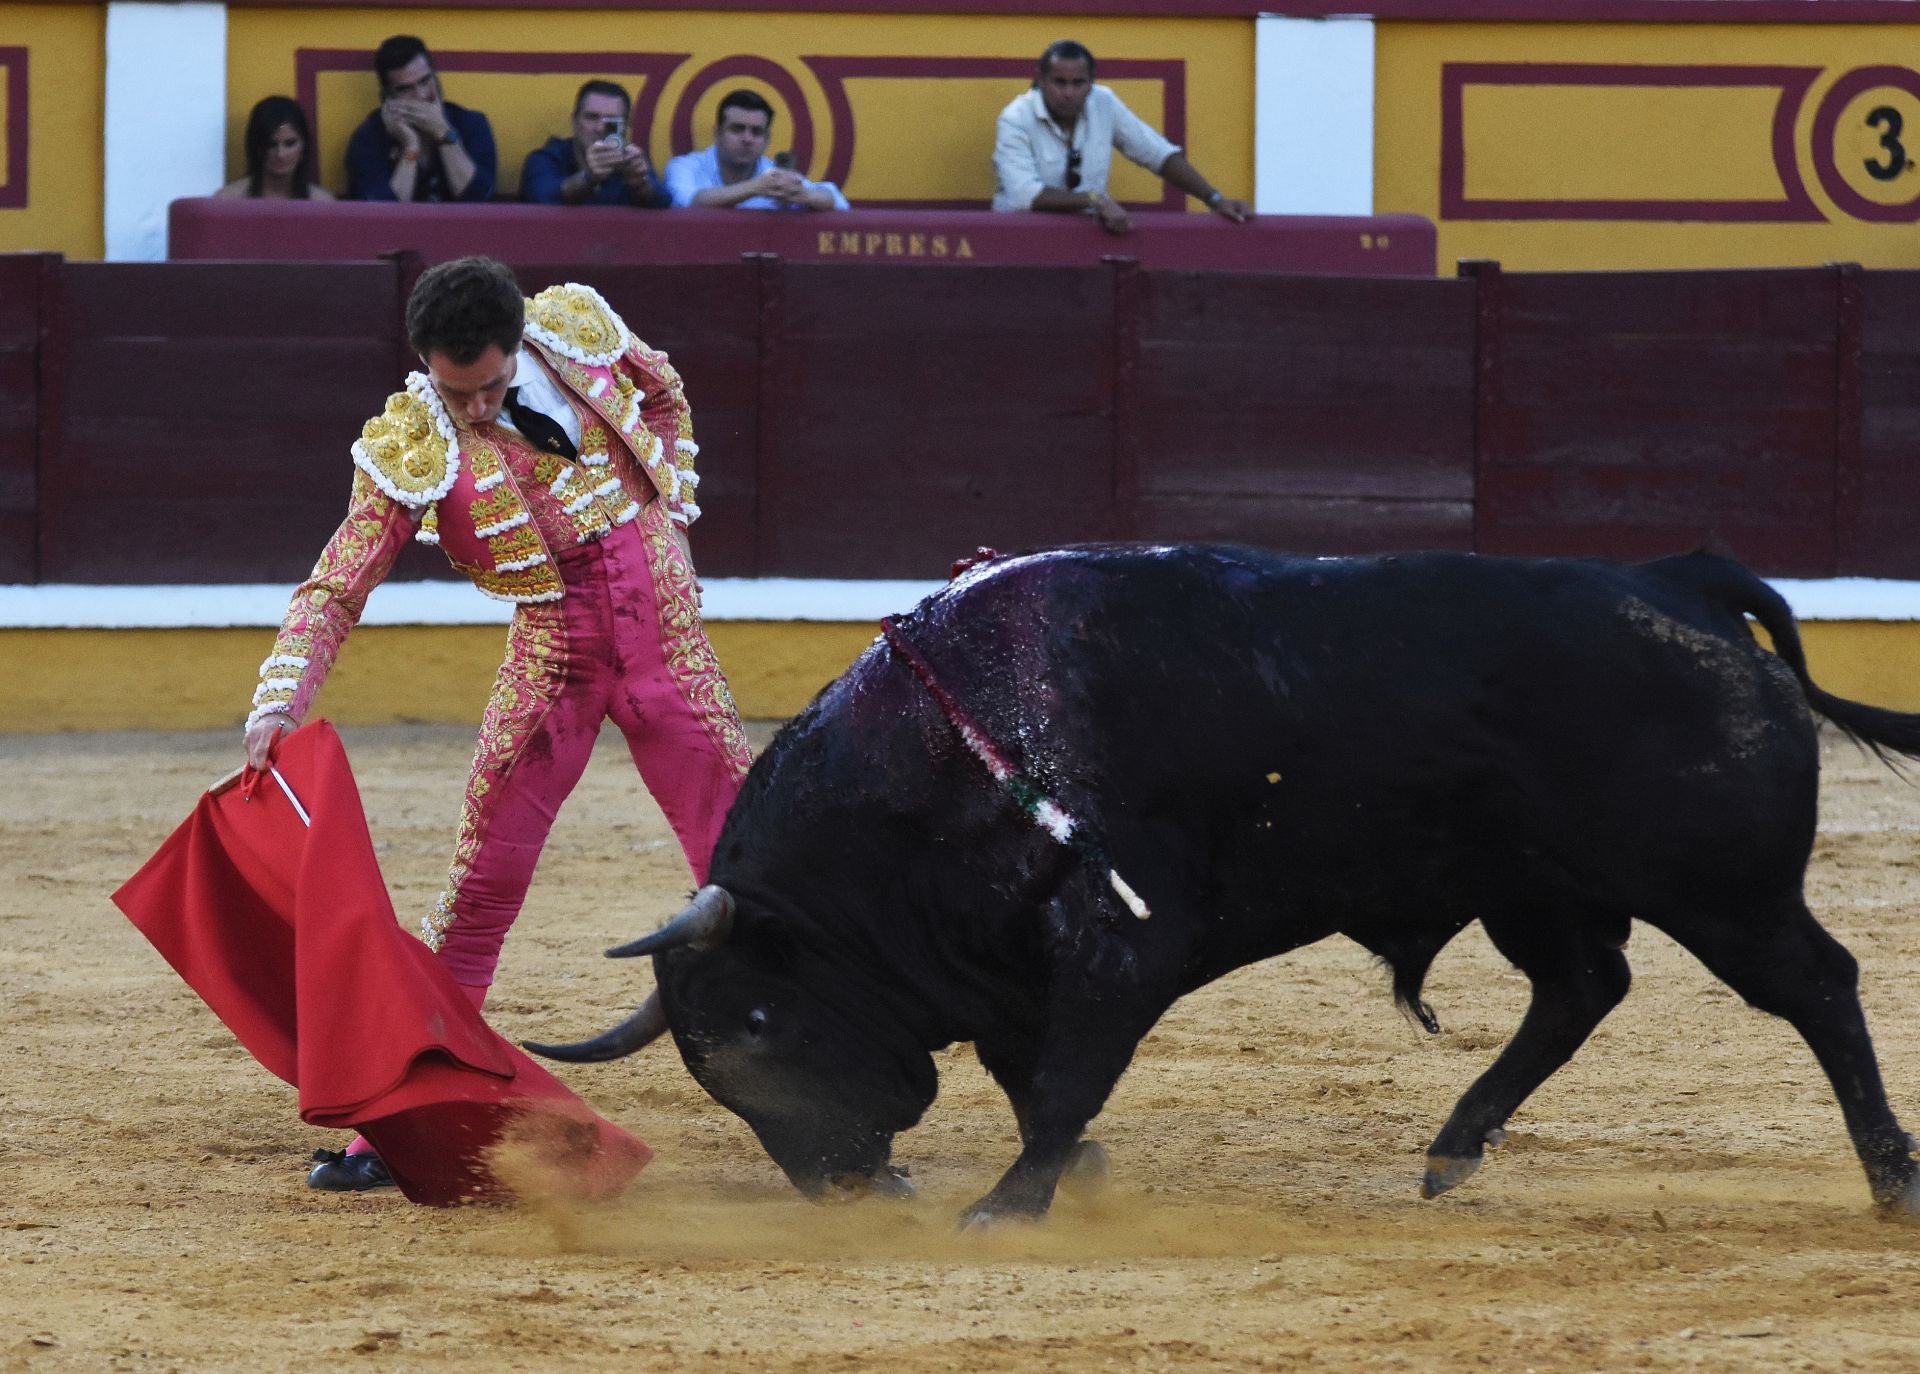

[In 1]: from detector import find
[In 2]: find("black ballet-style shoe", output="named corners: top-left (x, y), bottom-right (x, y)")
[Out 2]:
top-left (306, 1148), bottom-right (395, 1192)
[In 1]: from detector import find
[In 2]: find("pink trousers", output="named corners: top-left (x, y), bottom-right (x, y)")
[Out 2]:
top-left (429, 509), bottom-right (752, 987)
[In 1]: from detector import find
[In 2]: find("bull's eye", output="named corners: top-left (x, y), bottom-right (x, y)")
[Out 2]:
top-left (745, 1008), bottom-right (769, 1038)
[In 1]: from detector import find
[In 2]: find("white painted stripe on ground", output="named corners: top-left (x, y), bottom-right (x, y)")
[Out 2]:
top-left (1, 577), bottom-right (1916, 629)
top-left (0, 579), bottom-right (949, 629)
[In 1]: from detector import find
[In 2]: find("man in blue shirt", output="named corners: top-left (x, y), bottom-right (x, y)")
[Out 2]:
top-left (663, 90), bottom-right (848, 212)
top-left (522, 80), bottom-right (669, 208)
top-left (345, 35), bottom-right (496, 202)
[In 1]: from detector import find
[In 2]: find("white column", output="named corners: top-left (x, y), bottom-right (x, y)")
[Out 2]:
top-left (1254, 16), bottom-right (1375, 216)
top-left (104, 2), bottom-right (227, 261)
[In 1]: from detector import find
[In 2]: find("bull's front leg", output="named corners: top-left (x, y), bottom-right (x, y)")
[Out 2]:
top-left (961, 1021), bottom-right (1143, 1227)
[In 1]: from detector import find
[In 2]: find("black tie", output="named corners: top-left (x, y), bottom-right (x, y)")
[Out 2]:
top-left (503, 387), bottom-right (578, 460)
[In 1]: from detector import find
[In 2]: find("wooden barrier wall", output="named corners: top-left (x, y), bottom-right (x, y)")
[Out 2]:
top-left (2, 253), bottom-right (1915, 584)
top-left (0, 254), bottom-right (46, 583)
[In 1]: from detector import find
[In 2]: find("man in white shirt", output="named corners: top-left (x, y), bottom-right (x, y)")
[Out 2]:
top-left (992, 40), bottom-right (1253, 235)
top-left (664, 90), bottom-right (849, 211)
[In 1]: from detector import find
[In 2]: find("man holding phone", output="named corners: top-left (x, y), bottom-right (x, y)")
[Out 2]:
top-left (522, 80), bottom-right (668, 207)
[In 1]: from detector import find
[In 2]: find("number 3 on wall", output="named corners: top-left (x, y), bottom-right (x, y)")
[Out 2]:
top-left (1813, 67), bottom-right (1920, 221)
top-left (1862, 105), bottom-right (1908, 181)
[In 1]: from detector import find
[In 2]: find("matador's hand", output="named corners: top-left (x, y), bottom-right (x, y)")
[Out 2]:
top-left (244, 712), bottom-right (296, 769)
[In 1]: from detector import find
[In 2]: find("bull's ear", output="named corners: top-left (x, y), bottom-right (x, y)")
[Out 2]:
top-left (607, 885), bottom-right (735, 958)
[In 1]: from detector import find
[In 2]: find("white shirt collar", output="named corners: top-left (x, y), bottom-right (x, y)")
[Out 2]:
top-left (495, 344), bottom-right (583, 450)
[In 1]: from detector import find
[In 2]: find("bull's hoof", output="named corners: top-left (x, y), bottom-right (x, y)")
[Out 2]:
top-left (1875, 1171), bottom-right (1920, 1219)
top-left (826, 1165), bottom-right (916, 1202)
top-left (1420, 1127), bottom-right (1506, 1199)
top-left (957, 1194), bottom-right (1049, 1229)
top-left (1060, 1140), bottom-right (1112, 1197)
top-left (1420, 1152), bottom-right (1483, 1199)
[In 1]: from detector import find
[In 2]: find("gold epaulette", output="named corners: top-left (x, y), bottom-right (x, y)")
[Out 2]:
top-left (524, 283), bottom-right (633, 367)
top-left (350, 385), bottom-right (459, 508)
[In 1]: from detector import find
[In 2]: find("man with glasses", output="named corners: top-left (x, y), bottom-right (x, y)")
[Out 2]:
top-left (346, 35), bottom-right (497, 202)
top-left (991, 39), bottom-right (1252, 235)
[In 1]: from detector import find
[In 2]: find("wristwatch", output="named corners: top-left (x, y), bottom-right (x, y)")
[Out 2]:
top-left (1205, 189), bottom-right (1224, 208)
top-left (439, 128), bottom-right (460, 147)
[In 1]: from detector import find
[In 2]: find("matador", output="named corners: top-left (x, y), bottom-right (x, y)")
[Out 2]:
top-left (242, 257), bottom-right (751, 1190)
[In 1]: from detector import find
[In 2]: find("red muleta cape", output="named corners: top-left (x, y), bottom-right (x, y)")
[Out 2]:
top-left (112, 720), bottom-right (651, 1205)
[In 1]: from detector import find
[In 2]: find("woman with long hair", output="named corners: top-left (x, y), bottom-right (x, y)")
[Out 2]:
top-left (216, 96), bottom-right (335, 200)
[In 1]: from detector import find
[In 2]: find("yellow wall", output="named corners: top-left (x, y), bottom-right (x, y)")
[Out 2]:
top-left (5, 619), bottom-right (1919, 733)
top-left (0, 3), bottom-right (104, 256)
top-left (0, 621), bottom-right (879, 732)
top-left (225, 10), bottom-right (1253, 206)
top-left (1376, 23), bottom-right (1920, 270)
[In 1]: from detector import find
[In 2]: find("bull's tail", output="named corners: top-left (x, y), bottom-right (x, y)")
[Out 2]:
top-left (1685, 554), bottom-right (1920, 767)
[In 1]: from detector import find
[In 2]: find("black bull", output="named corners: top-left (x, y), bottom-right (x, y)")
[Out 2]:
top-left (531, 545), bottom-right (1920, 1223)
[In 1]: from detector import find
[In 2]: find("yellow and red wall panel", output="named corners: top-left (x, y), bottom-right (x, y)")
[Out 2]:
top-left (227, 10), bottom-right (1253, 208)
top-left (0, 3), bottom-right (105, 257)
top-left (1374, 19), bottom-right (1920, 269)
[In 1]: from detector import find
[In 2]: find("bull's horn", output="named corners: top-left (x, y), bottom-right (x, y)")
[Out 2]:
top-left (522, 990), bottom-right (668, 1062)
top-left (606, 885), bottom-right (735, 959)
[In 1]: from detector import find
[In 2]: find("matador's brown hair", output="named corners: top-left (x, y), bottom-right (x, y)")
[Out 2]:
top-left (406, 256), bottom-right (525, 364)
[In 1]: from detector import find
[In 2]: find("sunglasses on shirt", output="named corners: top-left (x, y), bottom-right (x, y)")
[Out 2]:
top-left (1066, 149), bottom-right (1082, 190)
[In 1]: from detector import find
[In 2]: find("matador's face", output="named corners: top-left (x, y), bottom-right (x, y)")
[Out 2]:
top-left (425, 344), bottom-right (516, 428)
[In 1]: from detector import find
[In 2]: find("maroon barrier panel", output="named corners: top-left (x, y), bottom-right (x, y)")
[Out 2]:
top-left (763, 261), bottom-right (1120, 576)
top-left (167, 200), bottom-right (1438, 278)
top-left (1124, 267), bottom-right (1479, 552)
top-left (0, 253), bottom-right (50, 581)
top-left (1852, 270), bottom-right (1920, 579)
top-left (11, 254), bottom-right (1920, 586)
top-left (1467, 262), bottom-right (1846, 575)
top-left (37, 261), bottom-right (413, 583)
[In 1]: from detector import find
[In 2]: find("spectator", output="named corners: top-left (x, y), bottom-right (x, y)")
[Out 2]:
top-left (992, 39), bottom-right (1252, 235)
top-left (216, 96), bottom-right (335, 200)
top-left (663, 90), bottom-right (848, 211)
top-left (345, 35), bottom-right (496, 202)
top-left (521, 80), bottom-right (668, 208)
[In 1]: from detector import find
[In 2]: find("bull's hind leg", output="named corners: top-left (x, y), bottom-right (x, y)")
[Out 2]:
top-left (1656, 899), bottom-right (1919, 1214)
top-left (1422, 918), bottom-right (1631, 1199)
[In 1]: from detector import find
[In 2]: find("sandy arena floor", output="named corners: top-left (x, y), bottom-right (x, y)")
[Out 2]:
top-left (4, 722), bottom-right (1920, 1372)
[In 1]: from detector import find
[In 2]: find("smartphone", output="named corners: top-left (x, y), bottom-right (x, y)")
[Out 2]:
top-left (600, 116), bottom-right (626, 145)
top-left (773, 150), bottom-right (794, 170)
